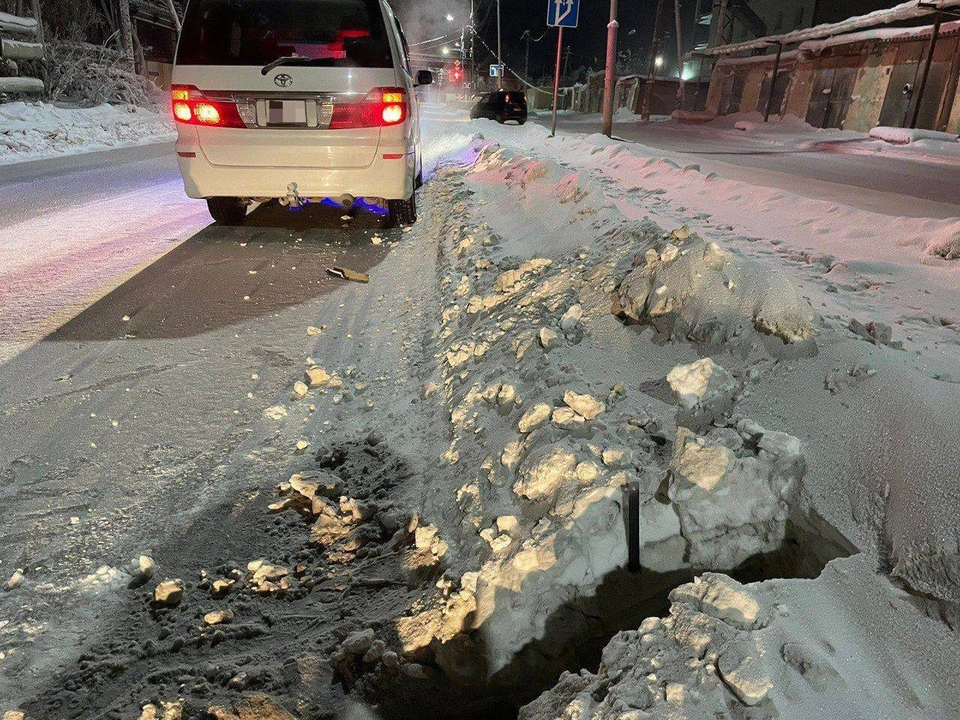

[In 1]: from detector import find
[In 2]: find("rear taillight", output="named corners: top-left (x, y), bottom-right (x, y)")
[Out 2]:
top-left (171, 85), bottom-right (246, 129)
top-left (329, 88), bottom-right (408, 130)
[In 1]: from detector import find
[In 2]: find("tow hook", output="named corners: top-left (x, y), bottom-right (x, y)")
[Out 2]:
top-left (280, 182), bottom-right (308, 210)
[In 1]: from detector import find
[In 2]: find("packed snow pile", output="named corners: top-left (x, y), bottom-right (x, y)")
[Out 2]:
top-left (868, 126), bottom-right (960, 146)
top-left (616, 230), bottom-right (817, 347)
top-left (923, 222), bottom-right (960, 261)
top-left (381, 144), bottom-right (818, 694)
top-left (464, 143), bottom-right (620, 255)
top-left (0, 101), bottom-right (174, 164)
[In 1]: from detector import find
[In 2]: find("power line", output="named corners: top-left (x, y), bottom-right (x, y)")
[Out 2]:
top-left (521, 29), bottom-right (550, 42)
top-left (473, 32), bottom-right (551, 95)
top-left (410, 30), bottom-right (463, 47)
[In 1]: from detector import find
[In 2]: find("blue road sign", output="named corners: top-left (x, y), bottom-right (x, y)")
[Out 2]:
top-left (547, 0), bottom-right (579, 28)
top-left (489, 64), bottom-right (502, 77)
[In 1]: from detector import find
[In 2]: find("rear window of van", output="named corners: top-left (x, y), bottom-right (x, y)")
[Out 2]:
top-left (177, 0), bottom-right (394, 68)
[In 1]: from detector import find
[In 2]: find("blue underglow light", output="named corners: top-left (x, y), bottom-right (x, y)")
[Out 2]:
top-left (353, 197), bottom-right (389, 216)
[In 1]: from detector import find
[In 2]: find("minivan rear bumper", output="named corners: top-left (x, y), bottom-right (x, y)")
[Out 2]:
top-left (176, 143), bottom-right (415, 200)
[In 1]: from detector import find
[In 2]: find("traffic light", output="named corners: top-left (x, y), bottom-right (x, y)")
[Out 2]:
top-left (449, 59), bottom-right (463, 83)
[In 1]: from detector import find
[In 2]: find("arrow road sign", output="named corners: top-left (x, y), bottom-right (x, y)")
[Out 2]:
top-left (547, 0), bottom-right (579, 28)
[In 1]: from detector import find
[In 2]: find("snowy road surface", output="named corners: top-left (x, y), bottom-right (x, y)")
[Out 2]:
top-left (0, 108), bottom-right (958, 719)
top-left (0, 142), bottom-right (207, 362)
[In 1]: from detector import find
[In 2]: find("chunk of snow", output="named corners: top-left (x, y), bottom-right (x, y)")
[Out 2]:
top-left (666, 358), bottom-right (738, 410)
top-left (618, 234), bottom-right (817, 346)
top-left (869, 126), bottom-right (959, 146)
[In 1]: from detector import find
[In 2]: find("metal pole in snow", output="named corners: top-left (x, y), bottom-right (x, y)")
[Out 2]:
top-left (693, 54), bottom-right (705, 109)
top-left (764, 41), bottom-right (783, 122)
top-left (674, 0), bottom-right (685, 111)
top-left (470, 0), bottom-right (475, 92)
top-left (601, 0), bottom-right (620, 137)
top-left (497, 0), bottom-right (503, 89)
top-left (911, 11), bottom-right (943, 129)
top-left (551, 26), bottom-right (564, 137)
top-left (626, 482), bottom-right (641, 572)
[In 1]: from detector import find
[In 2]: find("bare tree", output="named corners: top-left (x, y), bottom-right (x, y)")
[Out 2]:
top-left (164, 0), bottom-right (180, 33)
top-left (116, 0), bottom-right (135, 69)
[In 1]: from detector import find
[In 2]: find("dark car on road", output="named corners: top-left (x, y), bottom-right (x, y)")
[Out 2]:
top-left (470, 90), bottom-right (527, 124)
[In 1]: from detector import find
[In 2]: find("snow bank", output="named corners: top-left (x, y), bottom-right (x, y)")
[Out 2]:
top-left (617, 231), bottom-right (817, 347)
top-left (924, 222), bottom-right (960, 260)
top-left (0, 101), bottom-right (174, 165)
top-left (672, 109), bottom-right (717, 123)
top-left (869, 125), bottom-right (960, 145)
top-left (394, 142), bottom-right (820, 687)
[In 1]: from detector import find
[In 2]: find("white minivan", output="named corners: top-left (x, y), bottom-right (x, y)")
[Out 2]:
top-left (171, 0), bottom-right (432, 226)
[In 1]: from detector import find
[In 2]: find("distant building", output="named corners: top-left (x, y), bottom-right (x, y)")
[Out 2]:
top-left (705, 0), bottom-right (899, 48)
top-left (695, 2), bottom-right (960, 132)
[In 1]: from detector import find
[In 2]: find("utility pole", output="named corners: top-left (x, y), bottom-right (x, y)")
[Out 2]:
top-left (674, 0), bottom-right (684, 110)
top-left (641, 0), bottom-right (666, 122)
top-left (497, 0), bottom-right (503, 89)
top-left (522, 30), bottom-right (531, 78)
top-left (600, 0), bottom-right (619, 137)
top-left (470, 0), bottom-right (475, 92)
top-left (713, 0), bottom-right (733, 46)
top-left (691, 0), bottom-right (702, 47)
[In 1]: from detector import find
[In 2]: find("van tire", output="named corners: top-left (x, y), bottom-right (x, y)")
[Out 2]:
top-left (207, 197), bottom-right (247, 225)
top-left (387, 194), bottom-right (417, 227)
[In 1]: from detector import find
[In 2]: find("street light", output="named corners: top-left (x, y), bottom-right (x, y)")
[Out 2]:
top-left (442, 46), bottom-right (450, 55)
top-left (446, 13), bottom-right (454, 22)
top-left (654, 55), bottom-right (664, 68)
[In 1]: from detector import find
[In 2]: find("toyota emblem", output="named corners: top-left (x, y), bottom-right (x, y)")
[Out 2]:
top-left (274, 73), bottom-right (294, 88)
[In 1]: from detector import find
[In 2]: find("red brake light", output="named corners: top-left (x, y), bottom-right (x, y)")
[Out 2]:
top-left (193, 103), bottom-right (222, 125)
top-left (328, 88), bottom-right (407, 129)
top-left (172, 101), bottom-right (192, 122)
top-left (171, 85), bottom-right (245, 129)
top-left (381, 104), bottom-right (404, 124)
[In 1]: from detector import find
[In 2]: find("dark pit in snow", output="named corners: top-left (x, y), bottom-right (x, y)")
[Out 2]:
top-left (363, 510), bottom-right (856, 720)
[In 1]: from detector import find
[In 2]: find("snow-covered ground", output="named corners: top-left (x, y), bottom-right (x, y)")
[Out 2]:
top-left (409, 120), bottom-right (960, 718)
top-left (646, 110), bottom-right (960, 167)
top-left (0, 107), bottom-right (957, 719)
top-left (0, 101), bottom-right (175, 165)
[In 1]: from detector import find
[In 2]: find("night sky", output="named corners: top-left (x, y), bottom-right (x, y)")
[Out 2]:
top-left (393, 0), bottom-right (702, 82)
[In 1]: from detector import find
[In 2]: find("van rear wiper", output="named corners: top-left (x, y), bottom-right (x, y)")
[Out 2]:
top-left (261, 55), bottom-right (312, 75)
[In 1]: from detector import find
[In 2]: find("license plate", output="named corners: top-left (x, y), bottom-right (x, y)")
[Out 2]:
top-left (267, 100), bottom-right (307, 126)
